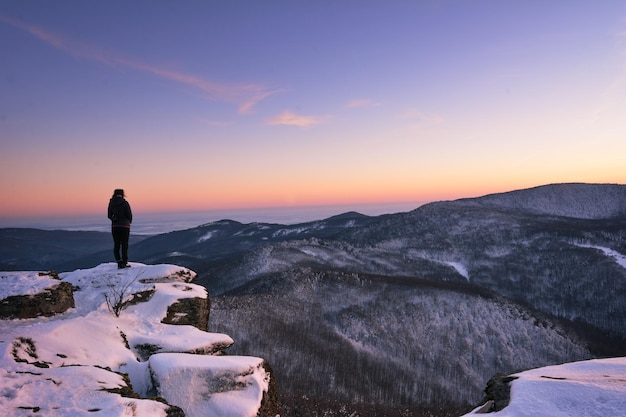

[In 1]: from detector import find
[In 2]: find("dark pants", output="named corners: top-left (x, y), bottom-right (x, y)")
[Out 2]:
top-left (112, 227), bottom-right (130, 263)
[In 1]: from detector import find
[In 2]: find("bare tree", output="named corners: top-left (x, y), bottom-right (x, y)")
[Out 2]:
top-left (104, 270), bottom-right (146, 317)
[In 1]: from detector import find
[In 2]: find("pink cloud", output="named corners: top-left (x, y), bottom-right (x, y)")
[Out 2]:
top-left (265, 110), bottom-right (325, 128)
top-left (0, 15), bottom-right (280, 114)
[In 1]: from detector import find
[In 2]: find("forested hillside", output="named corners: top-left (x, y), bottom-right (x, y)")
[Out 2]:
top-left (210, 270), bottom-right (592, 414)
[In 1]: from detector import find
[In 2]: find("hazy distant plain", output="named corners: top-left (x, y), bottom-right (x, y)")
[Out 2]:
top-left (0, 202), bottom-right (425, 235)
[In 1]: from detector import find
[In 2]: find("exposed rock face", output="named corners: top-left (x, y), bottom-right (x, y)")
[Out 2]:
top-left (162, 291), bottom-right (210, 331)
top-left (258, 360), bottom-right (282, 417)
top-left (0, 273), bottom-right (74, 319)
top-left (476, 373), bottom-right (518, 413)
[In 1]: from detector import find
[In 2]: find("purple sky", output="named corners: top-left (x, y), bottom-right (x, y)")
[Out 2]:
top-left (1, 1), bottom-right (625, 219)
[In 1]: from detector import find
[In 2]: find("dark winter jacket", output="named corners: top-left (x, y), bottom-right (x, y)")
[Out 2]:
top-left (108, 195), bottom-right (133, 228)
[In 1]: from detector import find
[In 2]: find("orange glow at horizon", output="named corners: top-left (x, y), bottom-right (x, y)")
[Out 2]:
top-left (2, 169), bottom-right (624, 220)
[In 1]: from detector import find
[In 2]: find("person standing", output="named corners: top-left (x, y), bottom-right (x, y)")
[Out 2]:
top-left (107, 189), bottom-right (133, 269)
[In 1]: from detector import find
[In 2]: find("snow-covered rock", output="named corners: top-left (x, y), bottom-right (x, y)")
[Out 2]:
top-left (0, 271), bottom-right (74, 319)
top-left (463, 357), bottom-right (626, 417)
top-left (149, 353), bottom-right (270, 417)
top-left (0, 263), bottom-right (278, 417)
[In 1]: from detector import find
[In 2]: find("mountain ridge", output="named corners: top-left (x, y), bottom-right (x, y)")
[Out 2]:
top-left (466, 182), bottom-right (626, 219)
top-left (1, 182), bottom-right (625, 415)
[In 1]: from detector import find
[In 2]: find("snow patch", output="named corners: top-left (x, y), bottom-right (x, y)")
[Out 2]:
top-left (198, 231), bottom-right (216, 242)
top-left (149, 353), bottom-right (269, 417)
top-left (272, 226), bottom-right (310, 237)
top-left (575, 244), bottom-right (626, 269)
top-left (445, 261), bottom-right (470, 281)
top-left (0, 271), bottom-right (62, 298)
top-left (463, 357), bottom-right (626, 417)
top-left (272, 222), bottom-right (327, 238)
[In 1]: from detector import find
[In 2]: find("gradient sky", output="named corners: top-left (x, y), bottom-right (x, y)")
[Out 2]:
top-left (1, 1), bottom-right (625, 219)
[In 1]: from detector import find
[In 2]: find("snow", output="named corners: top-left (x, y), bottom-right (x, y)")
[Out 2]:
top-left (575, 244), bottom-right (626, 269)
top-left (0, 365), bottom-right (172, 417)
top-left (0, 263), bottom-right (268, 417)
top-left (271, 221), bottom-right (326, 238)
top-left (462, 357), bottom-right (626, 417)
top-left (198, 231), bottom-right (216, 242)
top-left (445, 261), bottom-right (470, 281)
top-left (0, 271), bottom-right (62, 297)
top-left (149, 354), bottom-right (269, 417)
top-left (272, 226), bottom-right (311, 237)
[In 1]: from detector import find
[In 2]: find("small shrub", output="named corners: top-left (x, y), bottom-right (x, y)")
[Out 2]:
top-left (103, 271), bottom-right (149, 317)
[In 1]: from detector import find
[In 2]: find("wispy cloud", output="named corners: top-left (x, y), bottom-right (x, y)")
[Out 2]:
top-left (265, 110), bottom-right (326, 128)
top-left (345, 99), bottom-right (383, 109)
top-left (0, 15), bottom-right (281, 114)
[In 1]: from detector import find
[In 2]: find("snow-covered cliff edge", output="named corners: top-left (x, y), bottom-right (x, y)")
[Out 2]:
top-left (0, 263), bottom-right (279, 417)
top-left (463, 357), bottom-right (626, 416)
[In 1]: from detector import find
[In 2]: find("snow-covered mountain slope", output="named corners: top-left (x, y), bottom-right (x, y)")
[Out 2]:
top-left (463, 357), bottom-right (626, 417)
top-left (469, 183), bottom-right (626, 219)
top-left (201, 184), bottom-right (626, 413)
top-left (41, 211), bottom-right (374, 273)
top-left (211, 269), bottom-right (593, 410)
top-left (204, 204), bottom-right (626, 339)
top-left (0, 263), bottom-right (276, 417)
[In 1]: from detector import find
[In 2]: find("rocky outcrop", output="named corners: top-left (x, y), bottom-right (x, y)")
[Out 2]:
top-left (462, 358), bottom-right (626, 417)
top-left (258, 360), bottom-right (282, 416)
top-left (162, 292), bottom-right (210, 331)
top-left (0, 263), bottom-right (280, 417)
top-left (472, 373), bottom-right (518, 413)
top-left (0, 271), bottom-right (74, 319)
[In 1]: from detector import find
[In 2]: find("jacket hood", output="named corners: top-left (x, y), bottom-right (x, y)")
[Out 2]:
top-left (109, 196), bottom-right (125, 206)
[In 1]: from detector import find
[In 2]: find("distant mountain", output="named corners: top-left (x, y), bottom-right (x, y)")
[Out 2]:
top-left (0, 228), bottom-right (147, 271)
top-left (57, 211), bottom-right (375, 272)
top-left (468, 183), bottom-right (626, 219)
top-left (199, 184), bottom-right (626, 337)
top-left (2, 183), bottom-right (625, 416)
